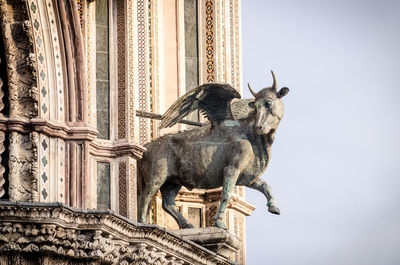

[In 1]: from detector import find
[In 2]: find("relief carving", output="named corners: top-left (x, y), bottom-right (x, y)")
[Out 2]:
top-left (0, 0), bottom-right (38, 119)
top-left (0, 131), bottom-right (5, 198)
top-left (8, 132), bottom-right (38, 201)
top-left (0, 203), bottom-right (234, 265)
top-left (0, 57), bottom-right (5, 198)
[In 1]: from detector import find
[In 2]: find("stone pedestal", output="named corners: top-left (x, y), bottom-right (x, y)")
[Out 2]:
top-left (172, 227), bottom-right (240, 259)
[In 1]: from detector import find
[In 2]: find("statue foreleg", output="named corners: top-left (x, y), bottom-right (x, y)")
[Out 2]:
top-left (213, 170), bottom-right (238, 230)
top-left (246, 178), bottom-right (280, 215)
top-left (213, 140), bottom-right (252, 229)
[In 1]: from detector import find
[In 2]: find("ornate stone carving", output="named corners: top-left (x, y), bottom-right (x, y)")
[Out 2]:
top-left (0, 0), bottom-right (38, 119)
top-left (0, 57), bottom-right (5, 198)
top-left (0, 202), bottom-right (234, 265)
top-left (8, 132), bottom-right (38, 202)
top-left (0, 131), bottom-right (5, 198)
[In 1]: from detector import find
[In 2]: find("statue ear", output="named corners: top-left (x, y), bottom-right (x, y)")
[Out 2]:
top-left (277, 87), bottom-right (289, 98)
top-left (248, 101), bottom-right (255, 109)
top-left (230, 99), bottom-right (255, 120)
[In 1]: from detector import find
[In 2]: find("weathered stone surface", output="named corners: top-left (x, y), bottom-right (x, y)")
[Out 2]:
top-left (97, 162), bottom-right (110, 210)
top-left (172, 227), bottom-right (240, 259)
top-left (0, 201), bottom-right (236, 265)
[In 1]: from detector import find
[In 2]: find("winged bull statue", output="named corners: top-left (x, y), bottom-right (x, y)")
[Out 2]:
top-left (138, 71), bottom-right (289, 230)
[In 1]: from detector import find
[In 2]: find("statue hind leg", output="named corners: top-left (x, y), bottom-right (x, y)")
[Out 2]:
top-left (138, 173), bottom-right (167, 224)
top-left (160, 180), bottom-right (194, 229)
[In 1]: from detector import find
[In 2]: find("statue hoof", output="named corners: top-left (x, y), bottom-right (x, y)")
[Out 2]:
top-left (213, 220), bottom-right (227, 230)
top-left (181, 223), bottom-right (195, 229)
top-left (268, 206), bottom-right (280, 215)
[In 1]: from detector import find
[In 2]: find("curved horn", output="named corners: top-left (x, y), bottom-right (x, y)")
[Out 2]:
top-left (247, 83), bottom-right (257, 97)
top-left (271, 70), bottom-right (278, 90)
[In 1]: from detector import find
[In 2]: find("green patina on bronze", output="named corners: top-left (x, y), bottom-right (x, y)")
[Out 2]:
top-left (138, 71), bottom-right (289, 230)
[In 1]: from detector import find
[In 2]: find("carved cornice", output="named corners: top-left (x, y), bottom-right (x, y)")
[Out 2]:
top-left (0, 117), bottom-right (98, 141)
top-left (0, 202), bottom-right (235, 265)
top-left (90, 141), bottom-right (147, 160)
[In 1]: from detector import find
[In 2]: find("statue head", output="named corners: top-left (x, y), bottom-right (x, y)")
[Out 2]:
top-left (248, 71), bottom-right (289, 135)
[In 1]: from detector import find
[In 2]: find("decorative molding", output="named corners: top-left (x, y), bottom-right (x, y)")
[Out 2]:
top-left (89, 141), bottom-right (146, 160)
top-left (0, 202), bottom-right (234, 265)
top-left (0, 117), bottom-right (98, 141)
top-left (58, 0), bottom-right (87, 122)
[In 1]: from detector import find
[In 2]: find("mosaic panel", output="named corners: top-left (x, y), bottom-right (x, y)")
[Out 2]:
top-left (39, 134), bottom-right (50, 202)
top-left (77, 0), bottom-right (83, 27)
top-left (229, 0), bottom-right (235, 85)
top-left (128, 160), bottom-right (137, 220)
top-left (119, 162), bottom-right (127, 217)
top-left (57, 139), bottom-right (65, 202)
top-left (148, 0), bottom-right (153, 139)
top-left (233, 0), bottom-right (240, 88)
top-left (117, 0), bottom-right (126, 139)
top-left (150, 0), bottom-right (160, 139)
top-left (127, 0), bottom-right (135, 142)
top-left (205, 0), bottom-right (215, 82)
top-left (207, 205), bottom-right (217, 226)
top-left (137, 0), bottom-right (150, 145)
top-left (86, 2), bottom-right (96, 126)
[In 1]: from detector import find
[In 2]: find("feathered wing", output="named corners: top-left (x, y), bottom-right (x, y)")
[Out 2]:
top-left (160, 83), bottom-right (241, 128)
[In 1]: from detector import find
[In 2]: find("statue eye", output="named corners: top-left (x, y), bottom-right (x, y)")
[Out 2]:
top-left (264, 100), bottom-right (272, 108)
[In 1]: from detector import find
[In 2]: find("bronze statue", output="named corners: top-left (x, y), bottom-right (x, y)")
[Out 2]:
top-left (138, 71), bottom-right (289, 230)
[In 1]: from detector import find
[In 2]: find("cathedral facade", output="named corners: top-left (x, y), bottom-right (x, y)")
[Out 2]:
top-left (0, 0), bottom-right (254, 264)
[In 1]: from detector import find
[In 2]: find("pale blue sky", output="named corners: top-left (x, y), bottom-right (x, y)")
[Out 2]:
top-left (242, 1), bottom-right (400, 264)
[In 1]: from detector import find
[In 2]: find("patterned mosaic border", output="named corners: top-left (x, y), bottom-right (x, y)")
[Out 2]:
top-left (205, 0), bottom-right (215, 82)
top-left (117, 0), bottom-right (126, 139)
top-left (233, 0), bottom-right (240, 88)
top-left (127, 0), bottom-right (135, 142)
top-left (137, 0), bottom-right (150, 145)
top-left (118, 162), bottom-right (127, 216)
top-left (28, 0), bottom-right (48, 119)
top-left (229, 0), bottom-right (235, 86)
top-left (28, 0), bottom-right (66, 203)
